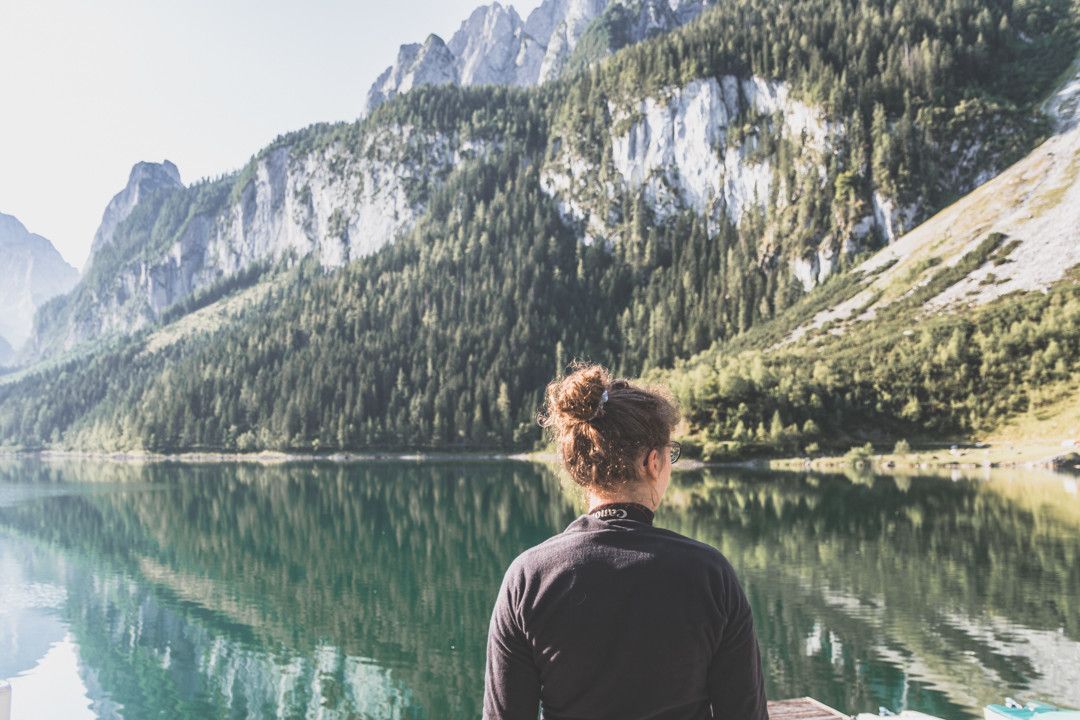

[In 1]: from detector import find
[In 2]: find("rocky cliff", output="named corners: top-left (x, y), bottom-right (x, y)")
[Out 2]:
top-left (363, 35), bottom-right (460, 114)
top-left (31, 103), bottom-right (506, 356)
top-left (0, 213), bottom-right (78, 352)
top-left (541, 74), bottom-right (923, 290)
top-left (89, 160), bottom-right (182, 258)
top-left (362, 0), bottom-right (715, 114)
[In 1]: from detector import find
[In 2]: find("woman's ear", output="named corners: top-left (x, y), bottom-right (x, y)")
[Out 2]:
top-left (642, 448), bottom-right (660, 479)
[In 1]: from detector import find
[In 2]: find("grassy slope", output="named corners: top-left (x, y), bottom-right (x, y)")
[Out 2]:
top-left (783, 109), bottom-right (1080, 346)
top-left (658, 60), bottom-right (1080, 463)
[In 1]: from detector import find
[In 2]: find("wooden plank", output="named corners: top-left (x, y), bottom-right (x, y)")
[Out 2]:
top-left (768, 697), bottom-right (849, 720)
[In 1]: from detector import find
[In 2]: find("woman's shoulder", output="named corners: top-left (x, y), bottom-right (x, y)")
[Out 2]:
top-left (646, 523), bottom-right (737, 572)
top-left (506, 515), bottom-right (733, 579)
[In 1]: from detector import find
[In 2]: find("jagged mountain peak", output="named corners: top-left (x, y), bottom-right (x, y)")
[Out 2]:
top-left (0, 211), bottom-right (32, 244)
top-left (522, 0), bottom-right (569, 44)
top-left (89, 159), bottom-right (184, 260)
top-left (363, 34), bottom-right (458, 115)
top-left (448, 2), bottom-right (537, 87)
top-left (129, 159), bottom-right (181, 187)
top-left (450, 1), bottom-right (524, 49)
top-left (361, 0), bottom-right (715, 114)
top-left (0, 211), bottom-right (75, 266)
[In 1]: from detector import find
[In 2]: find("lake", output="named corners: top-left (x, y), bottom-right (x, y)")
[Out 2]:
top-left (1, 458), bottom-right (1078, 719)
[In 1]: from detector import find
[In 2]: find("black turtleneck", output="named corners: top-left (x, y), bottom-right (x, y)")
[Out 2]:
top-left (588, 501), bottom-right (655, 525)
top-left (483, 507), bottom-right (767, 720)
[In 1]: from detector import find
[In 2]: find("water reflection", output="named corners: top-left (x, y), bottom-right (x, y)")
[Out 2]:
top-left (0, 460), bottom-right (575, 718)
top-left (0, 459), bottom-right (1077, 719)
top-left (660, 469), bottom-right (1080, 717)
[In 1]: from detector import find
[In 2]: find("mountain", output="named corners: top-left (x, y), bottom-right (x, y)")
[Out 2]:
top-left (89, 160), bottom-right (183, 259)
top-left (655, 61), bottom-right (1080, 456)
top-left (361, 0), bottom-right (716, 114)
top-left (28, 92), bottom-right (532, 357)
top-left (363, 35), bottom-right (459, 114)
top-left (32, 0), bottom-right (1070, 362)
top-left (0, 213), bottom-right (79, 354)
top-left (2, 0), bottom-right (1077, 452)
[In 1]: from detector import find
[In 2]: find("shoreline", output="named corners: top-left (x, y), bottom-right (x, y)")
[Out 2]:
top-left (1, 440), bottom-right (1076, 474)
top-left (0, 448), bottom-right (527, 465)
top-left (766, 440), bottom-right (1080, 474)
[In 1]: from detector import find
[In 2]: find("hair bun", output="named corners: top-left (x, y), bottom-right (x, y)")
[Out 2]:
top-left (538, 360), bottom-right (681, 494)
top-left (552, 362), bottom-right (612, 424)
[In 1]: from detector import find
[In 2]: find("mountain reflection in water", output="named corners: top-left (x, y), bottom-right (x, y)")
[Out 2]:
top-left (0, 459), bottom-right (1077, 719)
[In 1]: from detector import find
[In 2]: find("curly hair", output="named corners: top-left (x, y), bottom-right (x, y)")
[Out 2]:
top-left (537, 360), bottom-right (680, 494)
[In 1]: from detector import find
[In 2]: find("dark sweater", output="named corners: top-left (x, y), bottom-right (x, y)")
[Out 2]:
top-left (483, 503), bottom-right (768, 720)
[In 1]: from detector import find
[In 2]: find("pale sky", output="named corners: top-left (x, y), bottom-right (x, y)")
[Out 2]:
top-left (0, 0), bottom-right (544, 270)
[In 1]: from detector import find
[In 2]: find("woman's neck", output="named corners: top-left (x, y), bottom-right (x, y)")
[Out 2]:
top-left (587, 488), bottom-right (659, 513)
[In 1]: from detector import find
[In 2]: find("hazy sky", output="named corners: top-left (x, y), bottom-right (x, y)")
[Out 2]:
top-left (0, 0), bottom-right (544, 270)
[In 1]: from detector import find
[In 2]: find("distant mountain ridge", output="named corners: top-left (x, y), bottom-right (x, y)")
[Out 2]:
top-left (362, 0), bottom-right (716, 114)
top-left (0, 212), bottom-right (78, 353)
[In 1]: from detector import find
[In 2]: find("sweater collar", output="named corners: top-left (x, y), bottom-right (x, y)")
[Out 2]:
top-left (588, 502), bottom-right (654, 526)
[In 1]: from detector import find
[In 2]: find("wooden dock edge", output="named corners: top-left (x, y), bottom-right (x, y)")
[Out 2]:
top-left (768, 697), bottom-right (850, 720)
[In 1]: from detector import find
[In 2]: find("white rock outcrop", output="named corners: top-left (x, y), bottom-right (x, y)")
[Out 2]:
top-left (363, 36), bottom-right (458, 114)
top-left (607, 77), bottom-right (806, 225)
top-left (541, 73), bottom-right (927, 292)
top-left (363, 0), bottom-right (716, 114)
top-left (449, 3), bottom-right (545, 87)
top-left (535, 0), bottom-right (608, 83)
top-left (871, 191), bottom-right (920, 244)
top-left (542, 75), bottom-right (836, 237)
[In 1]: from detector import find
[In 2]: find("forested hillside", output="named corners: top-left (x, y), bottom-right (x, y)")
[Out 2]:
top-left (658, 261), bottom-right (1080, 458)
top-left (2, 0), bottom-right (1078, 452)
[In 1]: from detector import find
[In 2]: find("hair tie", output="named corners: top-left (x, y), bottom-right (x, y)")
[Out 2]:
top-left (588, 389), bottom-right (609, 421)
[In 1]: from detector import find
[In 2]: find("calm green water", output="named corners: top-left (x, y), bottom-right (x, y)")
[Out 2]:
top-left (0, 458), bottom-right (1078, 719)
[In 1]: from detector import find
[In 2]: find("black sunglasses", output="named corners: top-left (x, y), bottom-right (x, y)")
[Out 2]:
top-left (644, 441), bottom-right (681, 467)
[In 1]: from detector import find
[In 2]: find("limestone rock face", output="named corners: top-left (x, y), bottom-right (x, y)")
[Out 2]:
top-left (363, 35), bottom-right (458, 115)
top-left (90, 160), bottom-right (182, 258)
top-left (449, 3), bottom-right (543, 87)
top-left (535, 0), bottom-right (608, 83)
top-left (541, 75), bottom-right (842, 241)
top-left (539, 73), bottom-right (921, 291)
top-left (871, 191), bottom-right (920, 245)
top-left (362, 0), bottom-right (715, 114)
top-left (538, 0), bottom-right (714, 82)
top-left (0, 212), bottom-right (78, 352)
